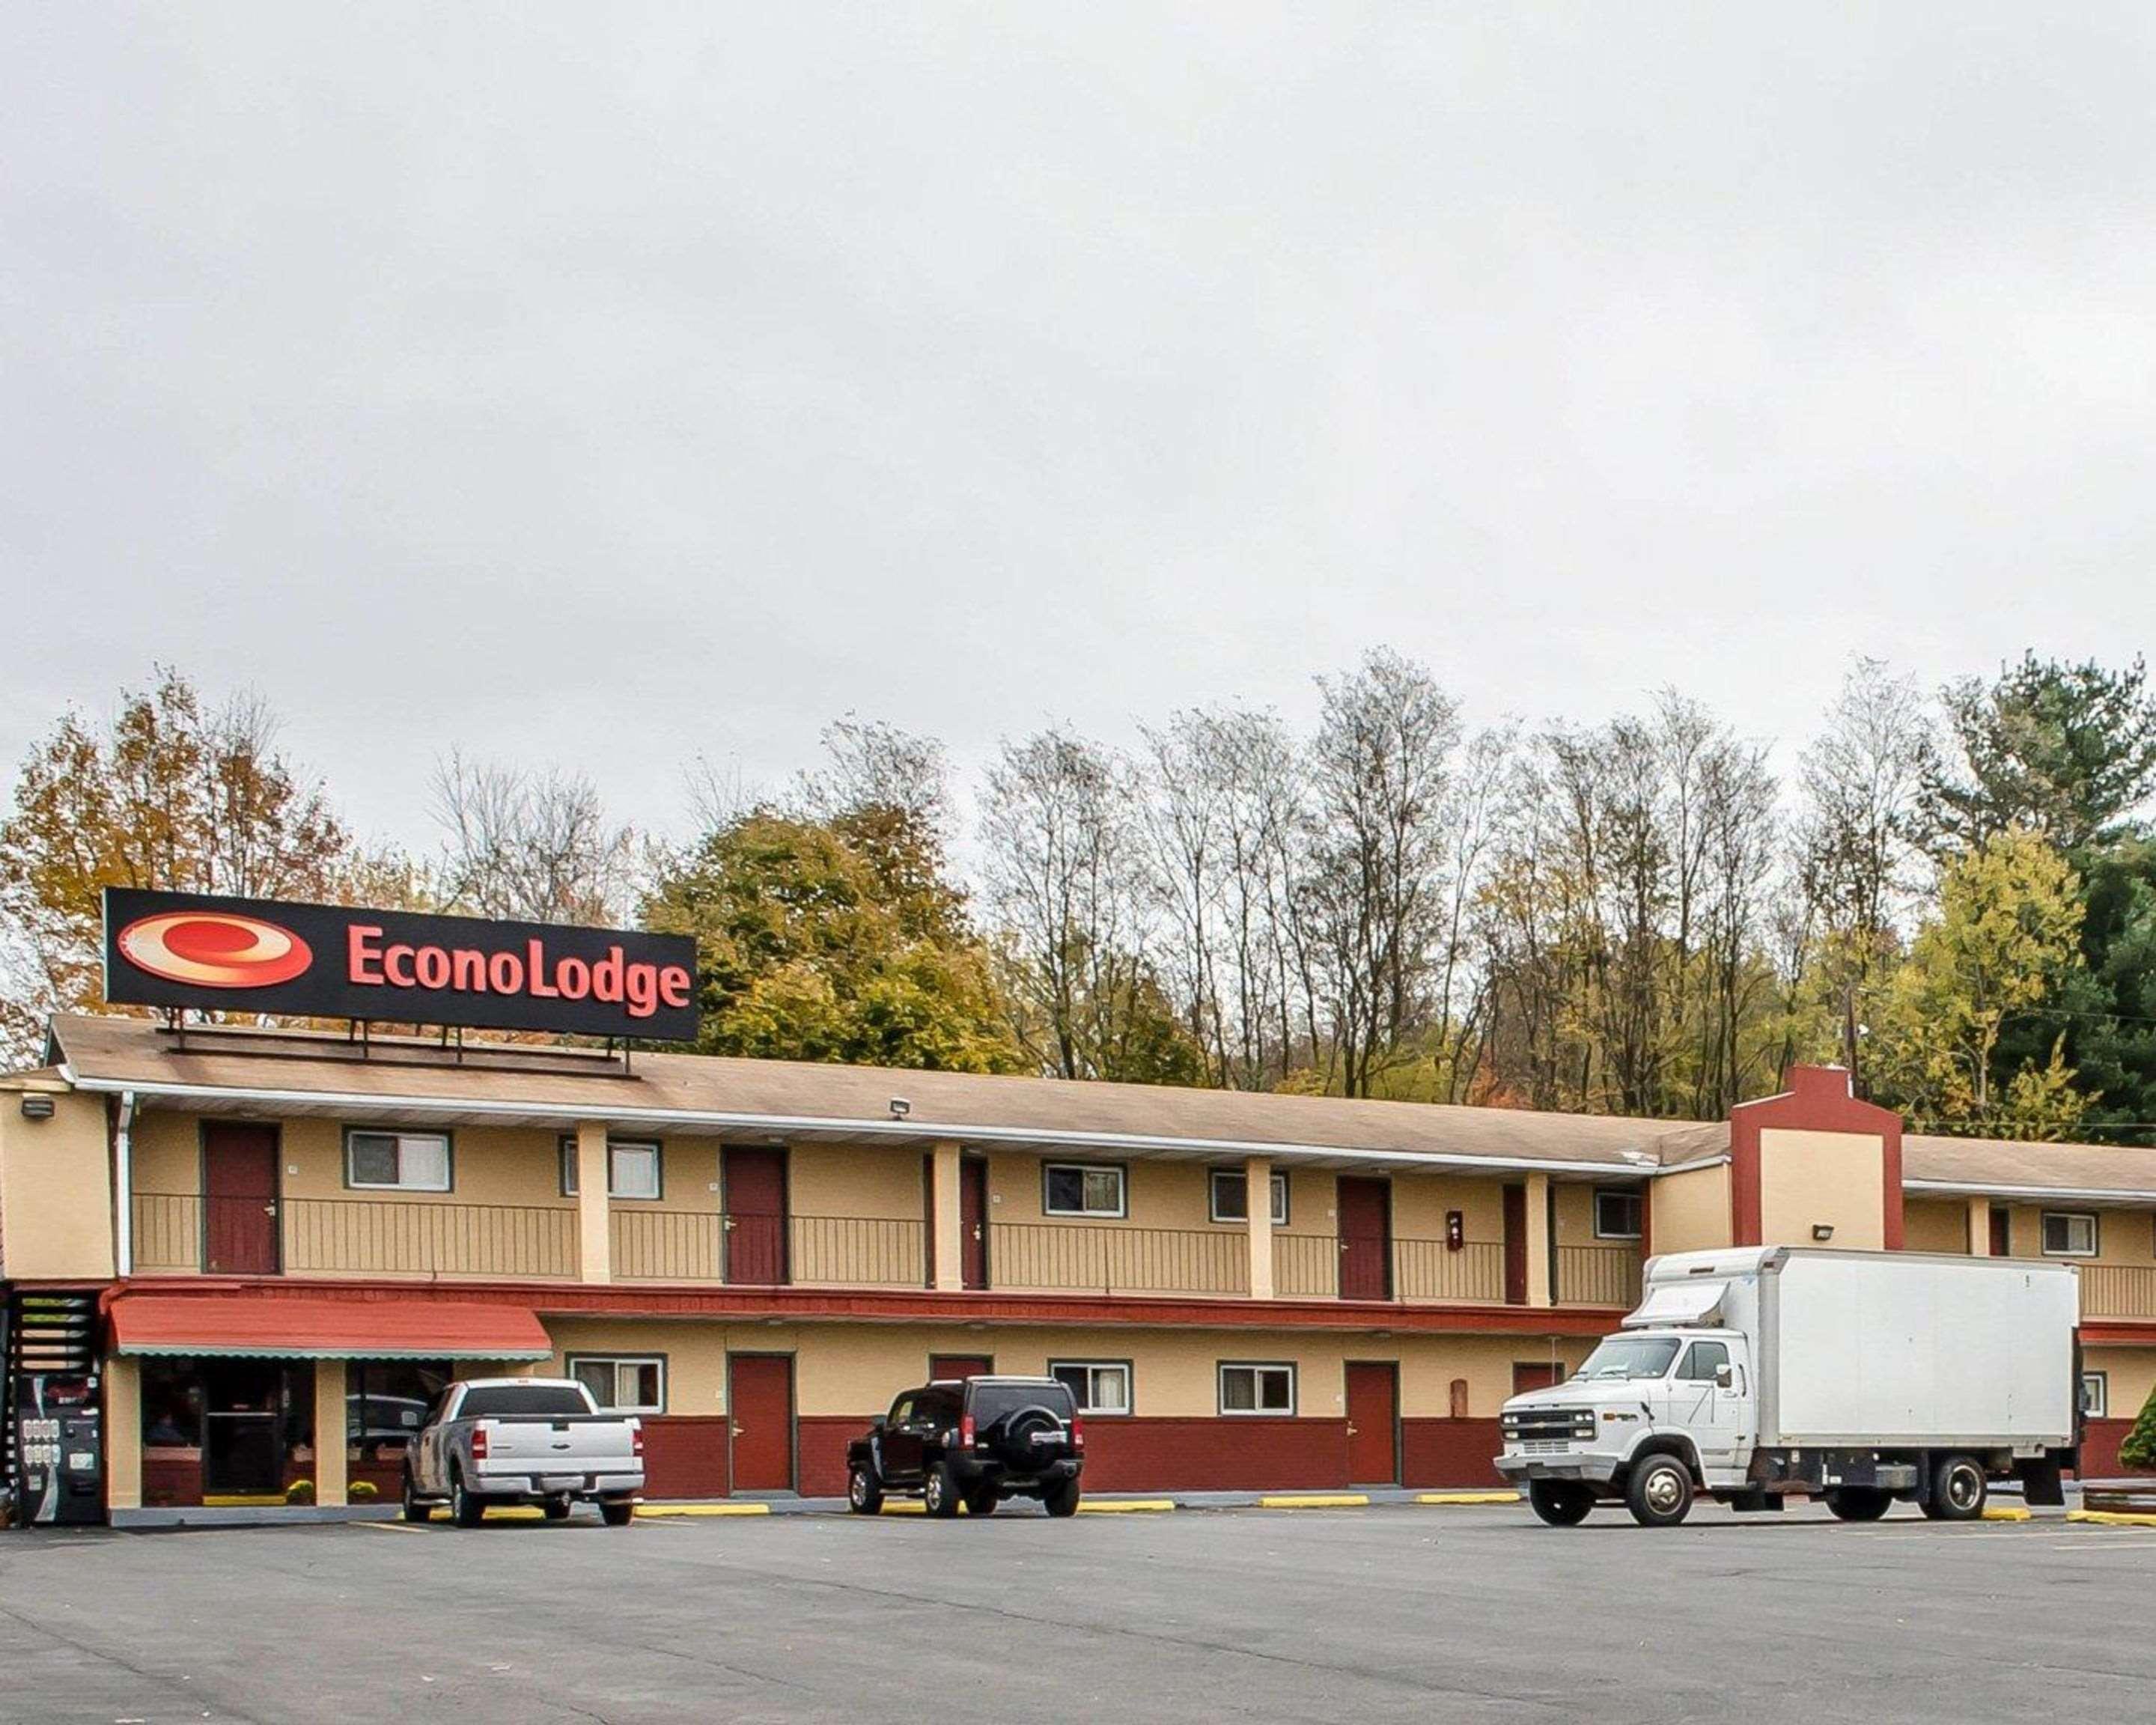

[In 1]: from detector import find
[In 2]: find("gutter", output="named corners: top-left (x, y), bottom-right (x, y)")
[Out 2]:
top-left (114, 1089), bottom-right (136, 1277)
top-left (56, 1069), bottom-right (1660, 1179)
top-left (1902, 1176), bottom-right (2156, 1204)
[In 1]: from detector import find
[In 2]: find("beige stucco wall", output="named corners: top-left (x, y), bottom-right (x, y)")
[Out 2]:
top-left (1996, 1203), bottom-right (2155, 1266)
top-left (1901, 1199), bottom-right (1972, 1255)
top-left (538, 1316), bottom-right (1592, 1420)
top-left (1756, 1128), bottom-right (1886, 1251)
top-left (0, 1090), bottom-right (115, 1280)
top-left (789, 1141), bottom-right (922, 1221)
top-left (2086, 1345), bottom-right (2156, 1420)
top-left (1650, 1163), bottom-right (1730, 1254)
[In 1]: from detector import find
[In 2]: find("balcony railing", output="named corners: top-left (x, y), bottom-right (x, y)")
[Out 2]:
top-left (1273, 1235), bottom-right (1507, 1303)
top-left (2081, 1263), bottom-right (2156, 1321)
top-left (130, 1193), bottom-right (579, 1279)
top-left (609, 1210), bottom-right (926, 1286)
top-left (1555, 1244), bottom-right (1643, 1308)
top-left (988, 1223), bottom-right (1249, 1296)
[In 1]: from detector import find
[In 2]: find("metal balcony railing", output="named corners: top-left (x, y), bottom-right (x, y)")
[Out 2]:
top-left (988, 1223), bottom-right (1250, 1296)
top-left (1273, 1234), bottom-right (1507, 1303)
top-left (607, 1210), bottom-right (927, 1286)
top-left (1555, 1244), bottom-right (1643, 1308)
top-left (2080, 1263), bottom-right (2156, 1321)
top-left (284, 1196), bottom-right (579, 1278)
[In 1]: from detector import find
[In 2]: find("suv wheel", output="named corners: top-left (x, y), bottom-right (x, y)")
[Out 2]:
top-left (1624, 1455), bottom-right (1694, 1528)
top-left (1041, 1477), bottom-right (1081, 1518)
top-left (924, 1461), bottom-right (963, 1518)
top-left (848, 1464), bottom-right (885, 1515)
top-left (963, 1487), bottom-right (998, 1517)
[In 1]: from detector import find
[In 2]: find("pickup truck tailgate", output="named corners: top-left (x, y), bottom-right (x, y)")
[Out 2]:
top-left (481, 1417), bottom-right (638, 1465)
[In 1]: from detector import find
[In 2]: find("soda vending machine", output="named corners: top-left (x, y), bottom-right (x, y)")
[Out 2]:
top-left (7, 1291), bottom-right (104, 1527)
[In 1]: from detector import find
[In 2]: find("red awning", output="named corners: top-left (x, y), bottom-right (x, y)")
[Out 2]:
top-left (109, 1294), bottom-right (552, 1361)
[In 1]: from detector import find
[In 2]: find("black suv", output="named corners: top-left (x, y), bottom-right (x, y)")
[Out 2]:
top-left (847, 1376), bottom-right (1085, 1518)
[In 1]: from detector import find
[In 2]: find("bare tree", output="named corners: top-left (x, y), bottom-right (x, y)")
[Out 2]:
top-left (431, 752), bottom-right (638, 925)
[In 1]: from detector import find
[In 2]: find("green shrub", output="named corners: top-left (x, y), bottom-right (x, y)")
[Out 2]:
top-left (2120, 1385), bottom-right (2156, 1472)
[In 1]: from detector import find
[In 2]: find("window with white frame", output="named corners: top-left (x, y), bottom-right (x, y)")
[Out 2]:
top-left (344, 1130), bottom-right (451, 1192)
top-left (558, 1137), bottom-right (663, 1199)
top-left (2080, 1372), bottom-right (2108, 1418)
top-left (1209, 1169), bottom-right (1289, 1226)
top-left (1048, 1360), bottom-right (1132, 1415)
top-left (1043, 1162), bottom-right (1127, 1218)
top-left (2041, 1211), bottom-right (2098, 1257)
top-left (568, 1355), bottom-right (666, 1414)
top-left (1594, 1188), bottom-right (1644, 1240)
top-left (1218, 1361), bottom-right (1295, 1416)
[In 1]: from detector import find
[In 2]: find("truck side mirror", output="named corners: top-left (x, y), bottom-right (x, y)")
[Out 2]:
top-left (1715, 1365), bottom-right (1735, 1390)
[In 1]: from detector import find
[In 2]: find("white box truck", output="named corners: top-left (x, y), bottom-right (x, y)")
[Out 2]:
top-left (1495, 1247), bottom-right (2081, 1527)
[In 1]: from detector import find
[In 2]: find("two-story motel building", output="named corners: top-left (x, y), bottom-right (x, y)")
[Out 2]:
top-left (2, 1013), bottom-right (2152, 1523)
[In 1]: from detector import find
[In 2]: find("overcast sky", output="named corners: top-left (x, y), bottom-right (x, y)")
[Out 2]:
top-left (7, 6), bottom-right (2156, 854)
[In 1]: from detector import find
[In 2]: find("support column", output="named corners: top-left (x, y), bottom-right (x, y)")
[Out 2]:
top-left (1524, 1173), bottom-right (1553, 1306)
top-left (931, 1140), bottom-right (963, 1293)
top-left (105, 1354), bottom-right (141, 1512)
top-left (1244, 1156), bottom-right (1274, 1301)
top-left (312, 1358), bottom-right (347, 1508)
top-left (576, 1121), bottom-right (612, 1285)
top-left (1967, 1196), bottom-right (1992, 1256)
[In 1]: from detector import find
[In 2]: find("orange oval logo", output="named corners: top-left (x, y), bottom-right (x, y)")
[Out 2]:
top-left (117, 911), bottom-right (313, 988)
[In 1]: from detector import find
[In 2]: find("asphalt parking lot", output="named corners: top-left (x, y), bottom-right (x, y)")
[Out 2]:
top-left (1, 1502), bottom-right (2152, 1724)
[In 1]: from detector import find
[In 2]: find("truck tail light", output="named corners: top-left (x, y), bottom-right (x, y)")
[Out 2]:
top-left (470, 1427), bottom-right (489, 1461)
top-left (1072, 1414), bottom-right (1085, 1452)
top-left (633, 1424), bottom-right (645, 1458)
top-left (960, 1414), bottom-right (976, 1448)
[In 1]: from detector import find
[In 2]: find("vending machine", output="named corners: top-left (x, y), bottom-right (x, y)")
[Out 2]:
top-left (7, 1291), bottom-right (104, 1527)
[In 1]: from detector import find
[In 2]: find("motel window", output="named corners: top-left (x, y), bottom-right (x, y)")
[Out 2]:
top-left (558, 1137), bottom-right (664, 1200)
top-left (2041, 1211), bottom-right (2098, 1258)
top-left (1043, 1162), bottom-right (1127, 1218)
top-left (2080, 1372), bottom-right (2108, 1419)
top-left (1209, 1169), bottom-right (1289, 1227)
top-left (1218, 1362), bottom-right (1295, 1416)
top-left (1049, 1361), bottom-right (1132, 1416)
top-left (1594, 1189), bottom-right (1644, 1241)
top-left (567, 1356), bottom-right (666, 1414)
top-left (344, 1130), bottom-right (452, 1192)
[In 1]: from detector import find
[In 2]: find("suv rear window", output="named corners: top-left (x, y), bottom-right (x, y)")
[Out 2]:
top-left (457, 1384), bottom-right (595, 1418)
top-left (967, 1381), bottom-right (1076, 1424)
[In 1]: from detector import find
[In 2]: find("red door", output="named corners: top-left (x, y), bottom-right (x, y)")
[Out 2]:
top-left (960, 1157), bottom-right (989, 1290)
top-left (929, 1354), bottom-right (993, 1381)
top-left (1345, 1362), bottom-right (1398, 1484)
top-left (1512, 1361), bottom-right (1564, 1395)
top-left (1502, 1184), bottom-right (1528, 1306)
top-left (1336, 1177), bottom-right (1391, 1300)
top-left (203, 1124), bottom-right (280, 1275)
top-left (728, 1354), bottom-right (795, 1491)
top-left (723, 1147), bottom-right (788, 1284)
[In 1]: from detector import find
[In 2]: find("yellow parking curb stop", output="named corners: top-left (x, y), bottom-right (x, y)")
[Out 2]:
top-left (1257, 1493), bottom-right (1369, 1509)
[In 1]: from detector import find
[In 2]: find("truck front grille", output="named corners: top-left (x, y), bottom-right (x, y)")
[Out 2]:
top-left (1503, 1409), bottom-right (1596, 1444)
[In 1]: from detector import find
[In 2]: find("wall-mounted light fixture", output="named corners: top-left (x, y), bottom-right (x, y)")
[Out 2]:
top-left (1812, 1224), bottom-right (1835, 1242)
top-left (1446, 1210), bottom-right (1465, 1252)
top-left (19, 1093), bottom-right (54, 1120)
top-left (889, 1096), bottom-right (910, 1120)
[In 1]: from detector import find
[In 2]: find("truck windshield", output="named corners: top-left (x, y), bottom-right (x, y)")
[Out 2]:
top-left (457, 1384), bottom-right (595, 1418)
top-left (1575, 1336), bottom-right (1683, 1381)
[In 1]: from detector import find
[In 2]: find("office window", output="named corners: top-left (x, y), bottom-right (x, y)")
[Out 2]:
top-left (1594, 1189), bottom-right (1644, 1240)
top-left (1218, 1362), bottom-right (1295, 1416)
top-left (559, 1137), bottom-right (664, 1199)
top-left (1209, 1169), bottom-right (1289, 1226)
top-left (1043, 1162), bottom-right (1127, 1218)
top-left (568, 1355), bottom-right (666, 1414)
top-left (2041, 1211), bottom-right (2098, 1258)
top-left (2080, 1372), bottom-right (2108, 1418)
top-left (344, 1130), bottom-right (451, 1191)
top-left (1049, 1360), bottom-right (1132, 1415)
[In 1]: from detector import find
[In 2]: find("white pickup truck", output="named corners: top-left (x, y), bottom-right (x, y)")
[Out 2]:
top-left (403, 1378), bottom-right (645, 1527)
top-left (1496, 1247), bottom-right (2082, 1527)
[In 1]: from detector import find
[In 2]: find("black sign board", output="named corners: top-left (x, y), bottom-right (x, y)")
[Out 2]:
top-left (102, 889), bottom-right (699, 1041)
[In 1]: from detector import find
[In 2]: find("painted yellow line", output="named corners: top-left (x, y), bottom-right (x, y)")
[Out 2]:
top-left (1981, 1506), bottom-right (2031, 1521)
top-left (1416, 1491), bottom-right (1520, 1506)
top-left (1077, 1498), bottom-right (1175, 1514)
top-left (635, 1503), bottom-right (771, 1518)
top-left (353, 1520), bottom-right (430, 1533)
top-left (2069, 1509), bottom-right (2156, 1527)
top-left (1258, 1493), bottom-right (1369, 1509)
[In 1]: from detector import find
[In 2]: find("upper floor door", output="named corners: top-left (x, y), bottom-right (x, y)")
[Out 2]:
top-left (960, 1156), bottom-right (990, 1290)
top-left (723, 1146), bottom-right (788, 1284)
top-left (1502, 1184), bottom-right (1528, 1305)
top-left (203, 1123), bottom-right (280, 1275)
top-left (1336, 1176), bottom-right (1392, 1301)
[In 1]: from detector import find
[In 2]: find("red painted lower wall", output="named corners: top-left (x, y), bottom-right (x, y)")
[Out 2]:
top-left (2077, 1418), bottom-right (2150, 1478)
top-left (799, 1417), bottom-right (856, 1498)
top-left (639, 1415), bottom-right (731, 1498)
top-left (1401, 1420), bottom-right (1506, 1488)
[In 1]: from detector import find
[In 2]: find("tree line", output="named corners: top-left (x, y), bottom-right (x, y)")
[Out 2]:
top-left (5, 651), bottom-right (2155, 1142)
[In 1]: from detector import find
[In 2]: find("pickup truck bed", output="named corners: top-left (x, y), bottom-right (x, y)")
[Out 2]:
top-left (406, 1378), bottom-right (645, 1527)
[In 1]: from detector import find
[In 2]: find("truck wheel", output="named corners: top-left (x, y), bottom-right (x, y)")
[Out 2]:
top-left (1041, 1477), bottom-right (1082, 1518)
top-left (450, 1469), bottom-right (486, 1528)
top-left (923, 1462), bottom-right (962, 1518)
top-left (1924, 1454), bottom-right (1988, 1522)
top-left (1625, 1456), bottom-right (1694, 1527)
top-left (963, 1488), bottom-right (999, 1517)
top-left (600, 1499), bottom-right (636, 1527)
top-left (401, 1470), bottom-right (432, 1524)
top-left (847, 1464), bottom-right (884, 1515)
top-left (1527, 1481), bottom-right (1594, 1527)
top-left (542, 1497), bottom-right (572, 1521)
top-left (1824, 1488), bottom-right (1892, 1522)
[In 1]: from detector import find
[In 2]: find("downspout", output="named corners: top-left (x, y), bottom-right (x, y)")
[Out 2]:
top-left (113, 1091), bottom-right (135, 1278)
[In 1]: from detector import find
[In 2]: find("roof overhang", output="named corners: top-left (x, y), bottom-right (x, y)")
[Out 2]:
top-left (1901, 1177), bottom-right (2156, 1205)
top-left (108, 1294), bottom-right (552, 1360)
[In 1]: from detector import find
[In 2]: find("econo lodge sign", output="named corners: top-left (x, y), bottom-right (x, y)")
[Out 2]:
top-left (103, 889), bottom-right (698, 1041)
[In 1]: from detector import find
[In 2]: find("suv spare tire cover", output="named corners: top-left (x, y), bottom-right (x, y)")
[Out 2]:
top-left (984, 1405), bottom-right (1065, 1469)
